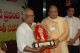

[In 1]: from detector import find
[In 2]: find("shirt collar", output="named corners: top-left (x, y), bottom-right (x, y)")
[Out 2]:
top-left (66, 15), bottom-right (75, 18)
top-left (48, 16), bottom-right (58, 22)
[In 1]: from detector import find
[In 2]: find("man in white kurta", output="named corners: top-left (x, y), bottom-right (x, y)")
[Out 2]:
top-left (16, 8), bottom-right (44, 53)
top-left (65, 7), bottom-right (80, 53)
top-left (16, 22), bottom-right (36, 53)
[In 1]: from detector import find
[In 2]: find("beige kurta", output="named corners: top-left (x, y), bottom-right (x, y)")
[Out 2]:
top-left (41, 16), bottom-right (69, 53)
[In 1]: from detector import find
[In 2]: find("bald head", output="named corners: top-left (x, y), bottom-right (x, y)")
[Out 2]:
top-left (49, 5), bottom-right (58, 11)
top-left (23, 8), bottom-right (34, 15)
top-left (23, 8), bottom-right (35, 25)
top-left (48, 5), bottom-right (58, 19)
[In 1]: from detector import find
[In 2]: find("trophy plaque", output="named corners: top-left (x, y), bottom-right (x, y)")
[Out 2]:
top-left (33, 40), bottom-right (55, 48)
top-left (33, 24), bottom-right (55, 48)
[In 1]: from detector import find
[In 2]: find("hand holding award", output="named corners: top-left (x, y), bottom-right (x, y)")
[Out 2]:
top-left (33, 24), bottom-right (55, 53)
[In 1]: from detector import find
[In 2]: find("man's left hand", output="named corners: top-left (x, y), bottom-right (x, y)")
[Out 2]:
top-left (54, 39), bottom-right (60, 48)
top-left (68, 39), bottom-right (75, 45)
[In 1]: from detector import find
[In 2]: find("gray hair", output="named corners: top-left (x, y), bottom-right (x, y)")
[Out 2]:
top-left (22, 8), bottom-right (33, 22)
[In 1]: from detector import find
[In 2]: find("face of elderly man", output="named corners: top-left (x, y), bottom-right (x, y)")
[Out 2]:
top-left (23, 8), bottom-right (35, 24)
top-left (48, 5), bottom-right (58, 19)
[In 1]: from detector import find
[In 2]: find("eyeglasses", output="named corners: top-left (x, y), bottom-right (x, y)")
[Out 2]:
top-left (23, 14), bottom-right (35, 17)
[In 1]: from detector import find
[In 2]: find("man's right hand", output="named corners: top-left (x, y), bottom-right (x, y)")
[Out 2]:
top-left (35, 46), bottom-right (47, 53)
top-left (24, 46), bottom-right (46, 53)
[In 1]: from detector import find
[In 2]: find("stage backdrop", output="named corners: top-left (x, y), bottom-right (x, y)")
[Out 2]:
top-left (0, 0), bottom-right (27, 41)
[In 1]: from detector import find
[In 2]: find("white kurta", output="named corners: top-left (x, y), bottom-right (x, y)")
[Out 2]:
top-left (16, 22), bottom-right (36, 53)
top-left (65, 16), bottom-right (80, 46)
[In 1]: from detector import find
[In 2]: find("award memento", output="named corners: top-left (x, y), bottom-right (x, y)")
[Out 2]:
top-left (33, 39), bottom-right (55, 48)
top-left (33, 24), bottom-right (55, 53)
